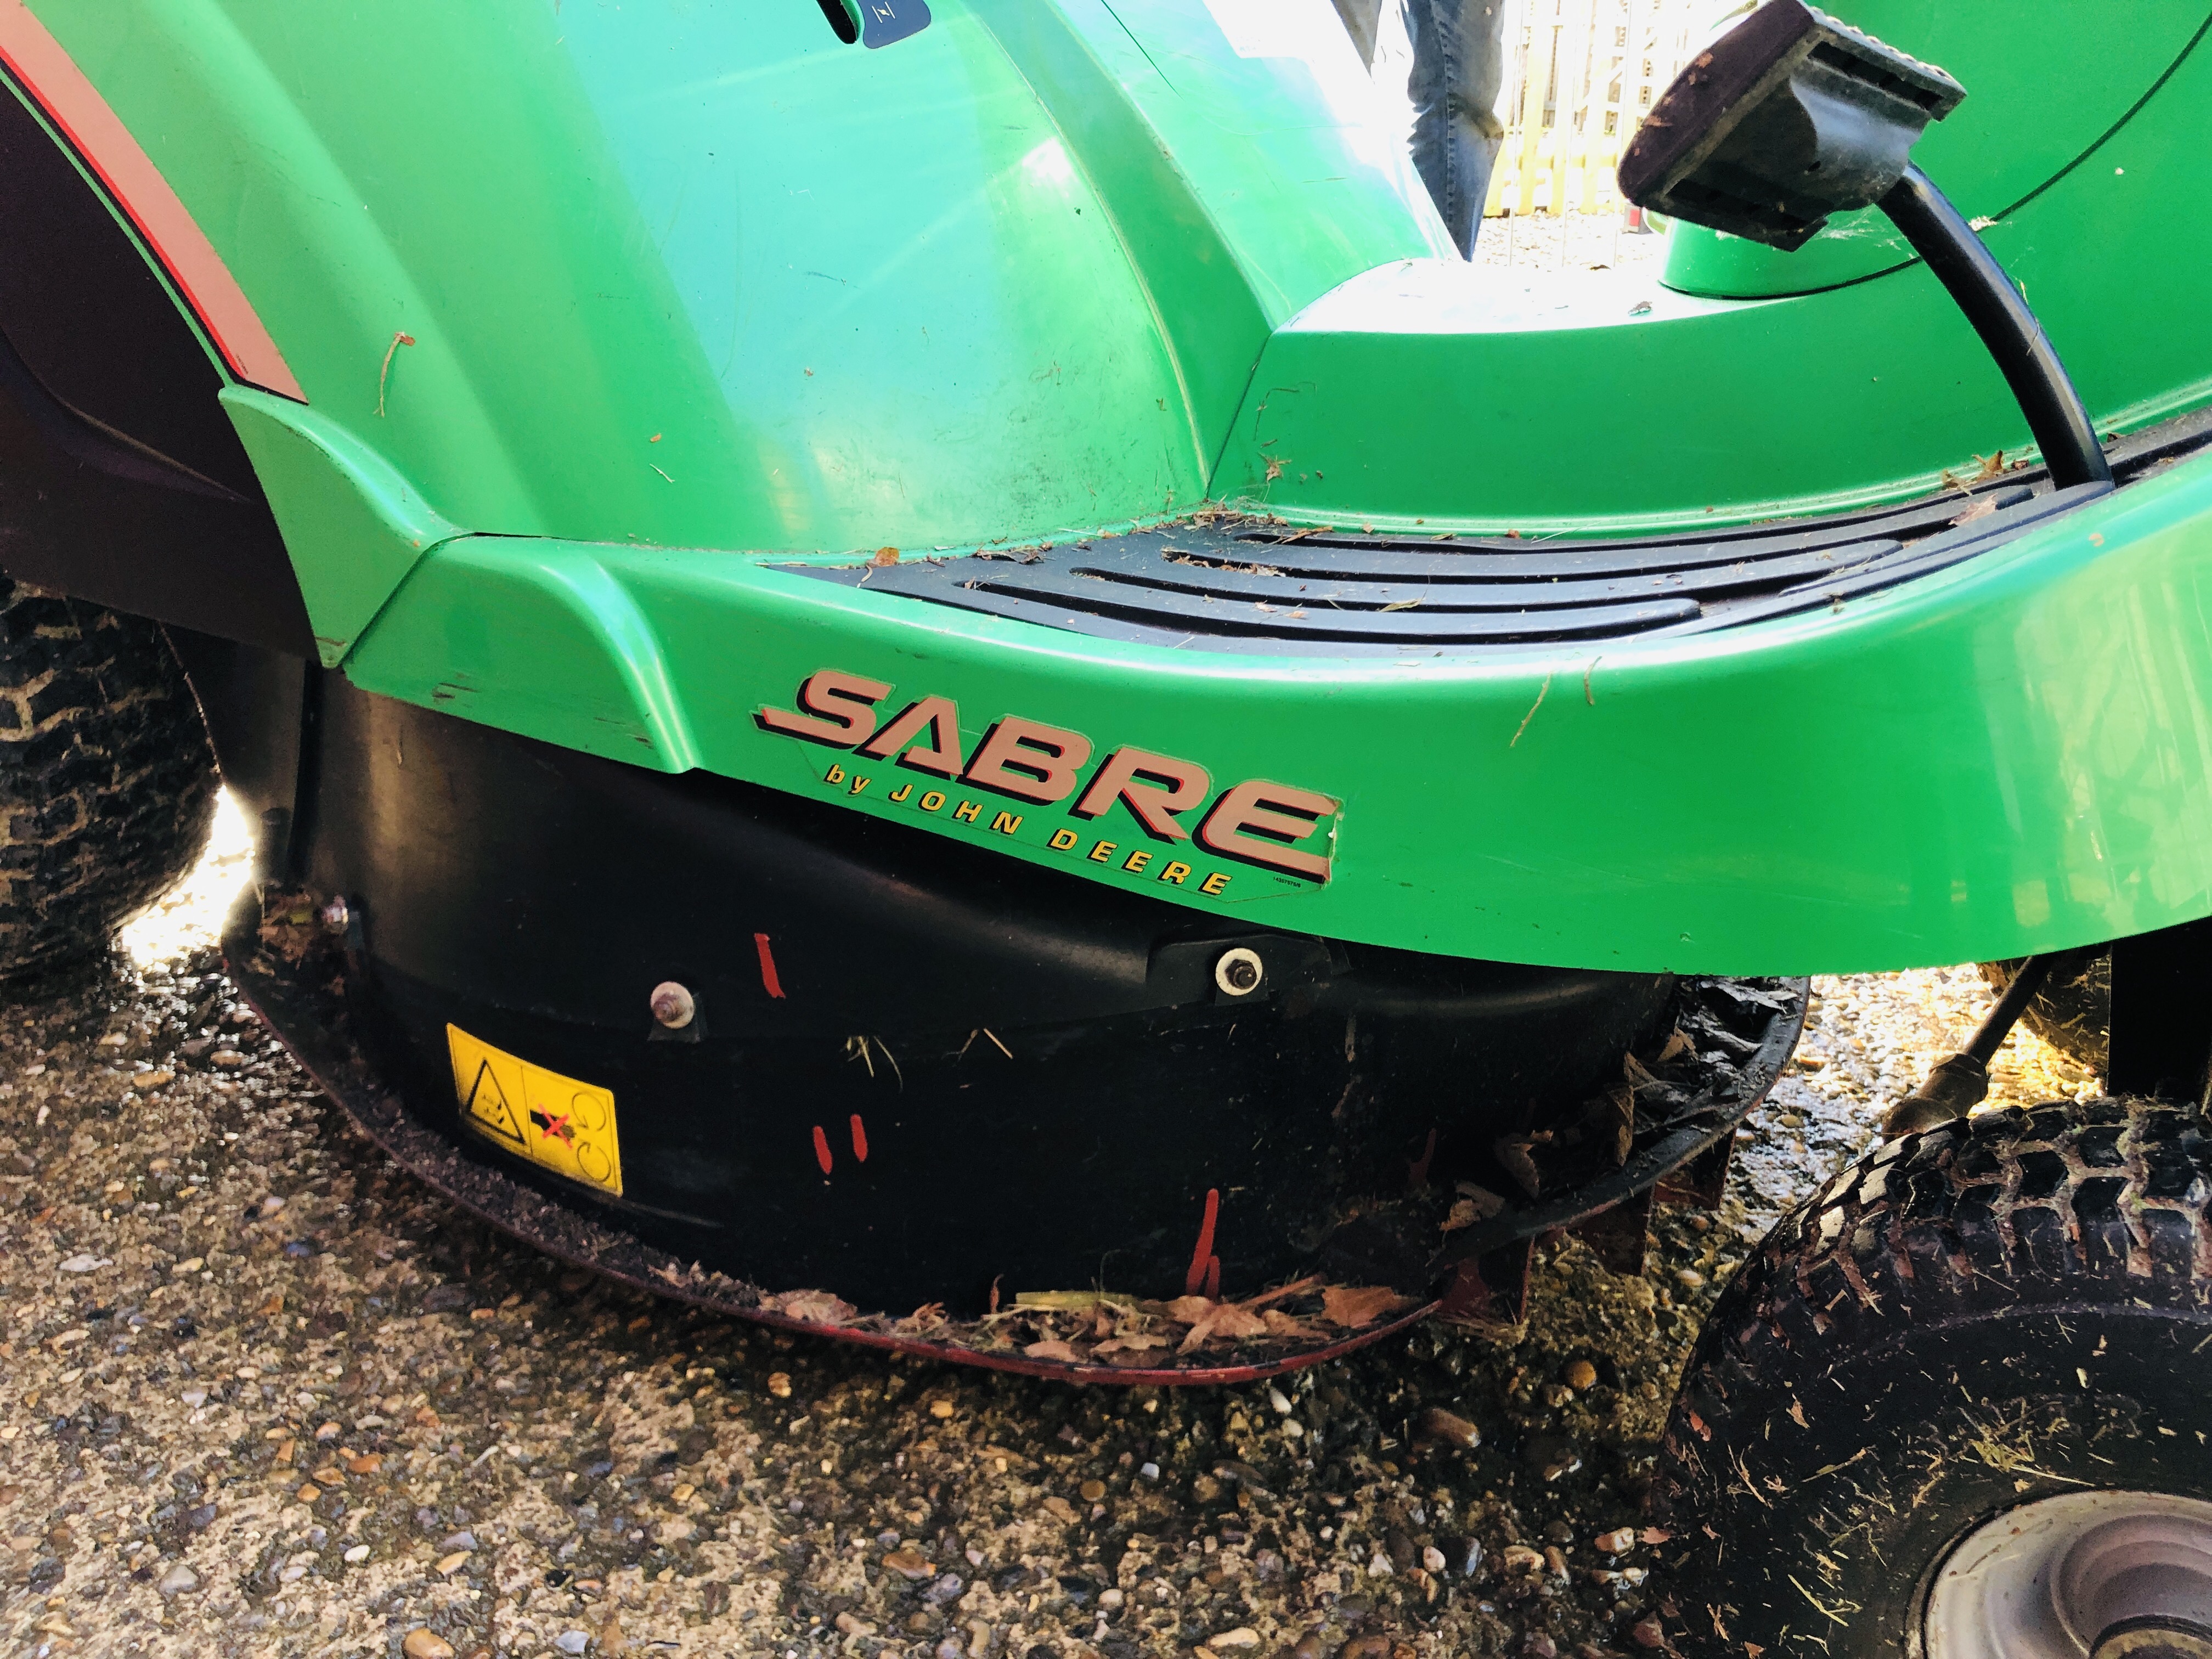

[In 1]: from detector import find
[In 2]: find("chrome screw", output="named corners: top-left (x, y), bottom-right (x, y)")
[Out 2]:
top-left (651, 981), bottom-right (697, 1029)
top-left (1214, 947), bottom-right (1264, 997)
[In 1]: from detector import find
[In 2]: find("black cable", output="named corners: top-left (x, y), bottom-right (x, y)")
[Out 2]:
top-left (1878, 166), bottom-right (2113, 490)
top-left (1963, 954), bottom-right (2066, 1065)
top-left (1885, 946), bottom-right (2102, 1135)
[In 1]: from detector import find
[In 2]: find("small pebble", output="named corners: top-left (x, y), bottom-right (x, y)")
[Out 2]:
top-left (1632, 1616), bottom-right (1667, 1649)
top-left (768, 1372), bottom-right (793, 1398)
top-left (1417, 1406), bottom-right (1480, 1449)
top-left (883, 1548), bottom-right (932, 1581)
top-left (1079, 1480), bottom-right (1105, 1502)
top-left (1564, 1359), bottom-right (1598, 1390)
top-left (343, 1545), bottom-right (371, 1565)
top-left (156, 1563), bottom-right (198, 1596)
top-left (1676, 1268), bottom-right (1706, 1289)
top-left (1594, 1527), bottom-right (1636, 1555)
top-left (1212, 1630), bottom-right (1261, 1650)
top-left (1421, 1545), bottom-right (1446, 1573)
top-left (555, 1634), bottom-right (590, 1657)
top-left (402, 1632), bottom-right (455, 1659)
top-left (1502, 1545), bottom-right (1545, 1573)
top-left (928, 1398), bottom-right (956, 1419)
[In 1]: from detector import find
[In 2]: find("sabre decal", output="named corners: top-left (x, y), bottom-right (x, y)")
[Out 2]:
top-left (757, 669), bottom-right (1340, 884)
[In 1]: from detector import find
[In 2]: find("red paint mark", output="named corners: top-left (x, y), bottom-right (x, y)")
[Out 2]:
top-left (1183, 1188), bottom-right (1220, 1297)
top-left (538, 1110), bottom-right (572, 1144)
top-left (811, 1124), bottom-right (833, 1175)
top-left (1203, 1255), bottom-right (1221, 1301)
top-left (754, 933), bottom-right (787, 999)
top-left (849, 1114), bottom-right (868, 1162)
top-left (1408, 1126), bottom-right (1438, 1189)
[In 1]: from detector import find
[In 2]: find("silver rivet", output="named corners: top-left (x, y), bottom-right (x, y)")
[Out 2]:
top-left (650, 981), bottom-right (696, 1029)
top-left (318, 898), bottom-right (350, 933)
top-left (1214, 947), bottom-right (1263, 997)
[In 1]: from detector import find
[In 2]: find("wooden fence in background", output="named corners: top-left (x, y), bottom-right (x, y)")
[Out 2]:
top-left (1483, 0), bottom-right (1718, 217)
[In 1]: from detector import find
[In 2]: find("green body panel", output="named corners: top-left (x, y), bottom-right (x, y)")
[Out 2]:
top-left (25, 0), bottom-right (2212, 974)
top-left (37, 0), bottom-right (1444, 555)
top-left (340, 447), bottom-right (2212, 978)
top-left (1659, 5), bottom-right (2211, 300)
top-left (222, 390), bottom-right (459, 666)
top-left (1226, 24), bottom-right (2212, 528)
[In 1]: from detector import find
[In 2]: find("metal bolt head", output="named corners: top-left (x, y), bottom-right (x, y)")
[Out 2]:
top-left (1214, 947), bottom-right (1264, 997)
top-left (317, 898), bottom-right (350, 933)
top-left (650, 981), bottom-right (696, 1030)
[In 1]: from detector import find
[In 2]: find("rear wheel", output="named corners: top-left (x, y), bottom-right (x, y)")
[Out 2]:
top-left (0, 581), bottom-right (217, 977)
top-left (1653, 1097), bottom-right (2212, 1657)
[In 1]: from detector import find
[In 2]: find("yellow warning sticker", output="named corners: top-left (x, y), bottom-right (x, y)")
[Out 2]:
top-left (447, 1024), bottom-right (623, 1197)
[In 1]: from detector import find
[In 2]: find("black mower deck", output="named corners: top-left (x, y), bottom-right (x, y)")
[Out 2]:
top-left (227, 883), bottom-right (1805, 1384)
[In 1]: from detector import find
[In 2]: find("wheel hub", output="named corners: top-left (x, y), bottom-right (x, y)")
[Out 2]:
top-left (1926, 1493), bottom-right (2212, 1659)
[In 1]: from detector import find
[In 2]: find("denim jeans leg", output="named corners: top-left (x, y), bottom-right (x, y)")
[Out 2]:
top-left (1401, 0), bottom-right (1508, 253)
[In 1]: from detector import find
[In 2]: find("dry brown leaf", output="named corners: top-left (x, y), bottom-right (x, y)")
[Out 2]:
top-left (1164, 1295), bottom-right (1216, 1324)
top-left (1657, 1025), bottom-right (1694, 1063)
top-left (1441, 1198), bottom-right (1479, 1234)
top-left (776, 1290), bottom-right (857, 1325)
top-left (1023, 1340), bottom-right (1081, 1362)
top-left (1260, 1309), bottom-right (1321, 1340)
top-left (1320, 1285), bottom-right (1417, 1329)
top-left (1496, 1137), bottom-right (1542, 1198)
top-left (1453, 1181), bottom-right (1506, 1220)
top-left (1210, 1305), bottom-right (1268, 1339)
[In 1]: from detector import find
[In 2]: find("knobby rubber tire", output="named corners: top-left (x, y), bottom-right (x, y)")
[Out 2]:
top-left (1977, 954), bottom-right (2110, 1071)
top-left (0, 582), bottom-right (217, 978)
top-left (1653, 1097), bottom-right (2212, 1657)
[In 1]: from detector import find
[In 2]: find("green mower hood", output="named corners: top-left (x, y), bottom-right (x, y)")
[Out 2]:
top-left (10, 0), bottom-right (2212, 976)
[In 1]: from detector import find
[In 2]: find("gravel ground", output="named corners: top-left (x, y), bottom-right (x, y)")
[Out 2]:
top-left (1473, 211), bottom-right (1669, 275)
top-left (1, 797), bottom-right (2098, 1659)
